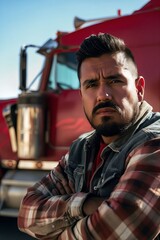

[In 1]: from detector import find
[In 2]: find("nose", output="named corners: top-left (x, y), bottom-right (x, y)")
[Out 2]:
top-left (97, 84), bottom-right (112, 102)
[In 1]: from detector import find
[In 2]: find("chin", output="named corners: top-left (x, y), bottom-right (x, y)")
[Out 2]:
top-left (96, 121), bottom-right (127, 137)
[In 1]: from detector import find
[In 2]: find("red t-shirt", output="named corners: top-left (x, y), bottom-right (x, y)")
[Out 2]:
top-left (87, 142), bottom-right (107, 188)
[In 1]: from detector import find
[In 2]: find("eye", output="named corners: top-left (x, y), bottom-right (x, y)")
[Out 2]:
top-left (85, 80), bottom-right (98, 89)
top-left (109, 79), bottom-right (122, 84)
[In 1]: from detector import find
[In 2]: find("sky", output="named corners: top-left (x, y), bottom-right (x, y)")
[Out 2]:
top-left (1, 0), bottom-right (149, 99)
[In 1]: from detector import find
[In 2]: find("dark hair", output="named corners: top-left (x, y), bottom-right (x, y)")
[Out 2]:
top-left (76, 33), bottom-right (138, 79)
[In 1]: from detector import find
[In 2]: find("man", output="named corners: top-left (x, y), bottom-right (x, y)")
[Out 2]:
top-left (18, 33), bottom-right (160, 239)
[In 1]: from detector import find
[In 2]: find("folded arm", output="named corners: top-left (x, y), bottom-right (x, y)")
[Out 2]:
top-left (59, 138), bottom-right (160, 240)
top-left (18, 156), bottom-right (91, 239)
top-left (18, 139), bottom-right (160, 240)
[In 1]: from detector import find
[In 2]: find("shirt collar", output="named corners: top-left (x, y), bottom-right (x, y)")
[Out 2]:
top-left (108, 101), bottom-right (153, 151)
top-left (86, 101), bottom-right (153, 152)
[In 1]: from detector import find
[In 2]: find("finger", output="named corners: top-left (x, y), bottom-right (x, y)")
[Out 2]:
top-left (69, 180), bottom-right (75, 193)
top-left (55, 181), bottom-right (67, 195)
top-left (60, 179), bottom-right (73, 194)
top-left (51, 171), bottom-right (73, 194)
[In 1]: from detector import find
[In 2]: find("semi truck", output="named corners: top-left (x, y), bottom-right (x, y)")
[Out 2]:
top-left (0, 0), bottom-right (159, 217)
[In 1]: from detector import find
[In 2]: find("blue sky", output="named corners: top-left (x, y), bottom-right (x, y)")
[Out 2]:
top-left (1, 0), bottom-right (148, 99)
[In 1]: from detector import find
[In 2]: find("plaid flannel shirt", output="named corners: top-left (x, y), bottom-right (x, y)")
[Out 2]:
top-left (18, 102), bottom-right (160, 239)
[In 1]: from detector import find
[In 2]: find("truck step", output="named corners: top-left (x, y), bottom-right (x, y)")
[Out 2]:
top-left (0, 208), bottom-right (19, 217)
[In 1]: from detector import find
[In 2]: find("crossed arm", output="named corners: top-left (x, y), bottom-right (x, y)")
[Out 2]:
top-left (18, 140), bottom-right (160, 240)
top-left (18, 159), bottom-right (103, 239)
top-left (51, 163), bottom-right (104, 216)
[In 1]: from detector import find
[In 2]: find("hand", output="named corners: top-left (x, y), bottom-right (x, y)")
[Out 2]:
top-left (51, 165), bottom-right (75, 195)
top-left (83, 196), bottom-right (105, 215)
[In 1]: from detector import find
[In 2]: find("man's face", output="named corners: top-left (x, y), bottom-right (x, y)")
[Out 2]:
top-left (79, 53), bottom-right (145, 141)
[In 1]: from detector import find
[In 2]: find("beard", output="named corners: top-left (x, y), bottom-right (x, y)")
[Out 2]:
top-left (93, 116), bottom-right (131, 136)
top-left (84, 101), bottom-right (139, 137)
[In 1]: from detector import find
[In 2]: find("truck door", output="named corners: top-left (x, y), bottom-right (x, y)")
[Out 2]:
top-left (45, 51), bottom-right (92, 159)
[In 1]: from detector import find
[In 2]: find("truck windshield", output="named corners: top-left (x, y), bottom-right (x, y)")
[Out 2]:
top-left (48, 52), bottom-right (80, 90)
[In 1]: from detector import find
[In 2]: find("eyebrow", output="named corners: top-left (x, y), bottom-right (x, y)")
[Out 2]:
top-left (82, 74), bottom-right (123, 87)
top-left (105, 74), bottom-right (123, 80)
top-left (82, 79), bottom-right (97, 87)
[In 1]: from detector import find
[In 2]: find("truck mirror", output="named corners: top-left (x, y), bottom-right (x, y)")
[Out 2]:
top-left (19, 47), bottom-right (27, 91)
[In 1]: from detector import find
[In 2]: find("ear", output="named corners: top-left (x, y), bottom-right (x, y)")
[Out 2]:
top-left (135, 76), bottom-right (145, 101)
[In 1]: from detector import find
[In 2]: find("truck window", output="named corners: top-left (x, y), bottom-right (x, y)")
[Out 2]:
top-left (48, 52), bottom-right (80, 90)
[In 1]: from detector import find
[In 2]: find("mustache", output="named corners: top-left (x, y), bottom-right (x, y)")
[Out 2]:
top-left (92, 101), bottom-right (119, 115)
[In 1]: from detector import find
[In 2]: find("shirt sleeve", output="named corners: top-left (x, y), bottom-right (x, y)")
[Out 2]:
top-left (58, 138), bottom-right (160, 240)
top-left (18, 153), bottom-right (89, 240)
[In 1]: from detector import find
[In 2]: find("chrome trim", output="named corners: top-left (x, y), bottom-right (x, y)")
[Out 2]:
top-left (18, 160), bottom-right (58, 170)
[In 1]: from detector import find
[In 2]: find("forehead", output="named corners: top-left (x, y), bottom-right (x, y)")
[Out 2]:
top-left (80, 52), bottom-right (127, 78)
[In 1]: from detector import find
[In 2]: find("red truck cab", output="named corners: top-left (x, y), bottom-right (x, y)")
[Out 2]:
top-left (0, 0), bottom-right (159, 217)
